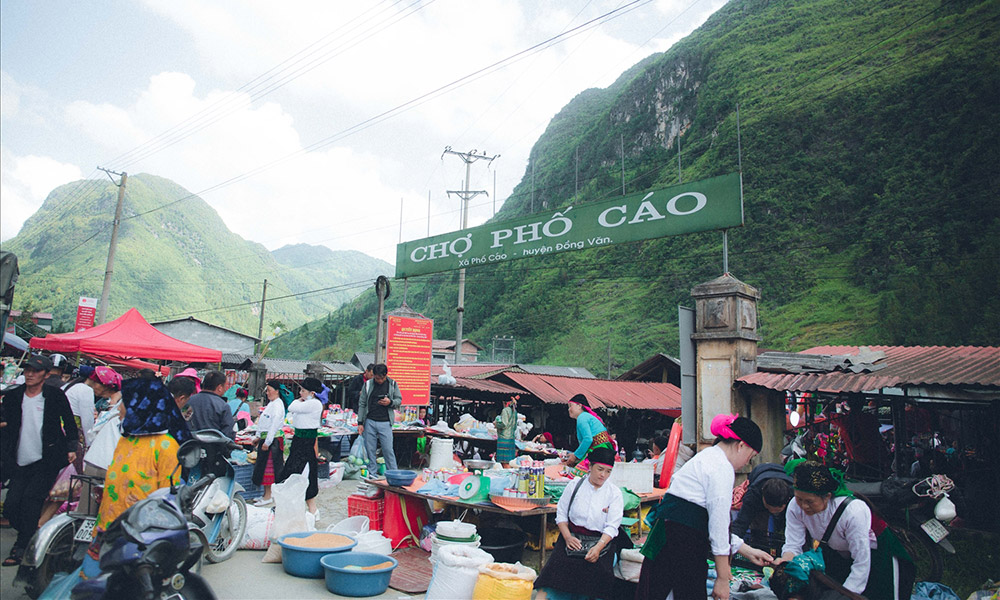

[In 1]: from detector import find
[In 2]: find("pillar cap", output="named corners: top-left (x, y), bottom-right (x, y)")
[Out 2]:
top-left (690, 273), bottom-right (760, 300)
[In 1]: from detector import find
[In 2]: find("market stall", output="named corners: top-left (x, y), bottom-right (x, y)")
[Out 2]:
top-left (29, 307), bottom-right (222, 363)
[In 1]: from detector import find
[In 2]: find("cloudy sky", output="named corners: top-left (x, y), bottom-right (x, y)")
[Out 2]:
top-left (1, 0), bottom-right (726, 265)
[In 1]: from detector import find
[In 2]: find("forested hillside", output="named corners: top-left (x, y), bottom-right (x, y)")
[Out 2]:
top-left (4, 174), bottom-right (391, 335)
top-left (182, 0), bottom-right (1000, 370)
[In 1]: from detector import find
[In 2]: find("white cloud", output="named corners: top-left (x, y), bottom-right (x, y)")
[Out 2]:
top-left (0, 149), bottom-right (83, 240)
top-left (3, 0), bottom-right (726, 264)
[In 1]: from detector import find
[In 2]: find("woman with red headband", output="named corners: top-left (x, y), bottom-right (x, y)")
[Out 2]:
top-left (636, 414), bottom-right (774, 600)
top-left (562, 394), bottom-right (613, 470)
top-left (534, 445), bottom-right (623, 600)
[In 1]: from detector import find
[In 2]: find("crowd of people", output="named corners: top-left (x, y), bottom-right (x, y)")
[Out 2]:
top-left (1, 353), bottom-right (920, 599)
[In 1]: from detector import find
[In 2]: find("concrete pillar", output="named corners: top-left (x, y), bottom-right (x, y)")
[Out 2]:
top-left (691, 274), bottom-right (760, 454)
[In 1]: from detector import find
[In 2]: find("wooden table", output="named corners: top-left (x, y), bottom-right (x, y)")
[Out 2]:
top-left (367, 477), bottom-right (666, 568)
top-left (367, 478), bottom-right (558, 567)
top-left (423, 429), bottom-right (560, 460)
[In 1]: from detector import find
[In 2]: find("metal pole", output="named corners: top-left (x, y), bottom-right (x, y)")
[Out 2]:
top-left (97, 169), bottom-right (126, 324)
top-left (256, 279), bottom-right (268, 354)
top-left (531, 161), bottom-right (535, 212)
top-left (575, 146), bottom-right (579, 199)
top-left (455, 159), bottom-right (471, 364)
top-left (677, 127), bottom-right (682, 183)
top-left (375, 276), bottom-right (389, 364)
top-left (443, 148), bottom-right (496, 364)
top-left (399, 198), bottom-right (403, 243)
top-left (723, 230), bottom-right (729, 274)
top-left (621, 134), bottom-right (625, 195)
top-left (427, 190), bottom-right (431, 237)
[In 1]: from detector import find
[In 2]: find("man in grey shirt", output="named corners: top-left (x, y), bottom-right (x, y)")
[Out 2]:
top-left (185, 370), bottom-right (235, 440)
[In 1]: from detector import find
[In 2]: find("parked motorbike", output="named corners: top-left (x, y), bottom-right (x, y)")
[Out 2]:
top-left (846, 473), bottom-right (957, 582)
top-left (67, 492), bottom-right (215, 600)
top-left (16, 475), bottom-right (104, 598)
top-left (182, 430), bottom-right (248, 563)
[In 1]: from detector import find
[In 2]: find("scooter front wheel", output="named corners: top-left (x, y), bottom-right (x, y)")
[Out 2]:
top-left (204, 494), bottom-right (247, 563)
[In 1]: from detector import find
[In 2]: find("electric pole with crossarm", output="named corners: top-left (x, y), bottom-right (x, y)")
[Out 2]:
top-left (442, 147), bottom-right (498, 363)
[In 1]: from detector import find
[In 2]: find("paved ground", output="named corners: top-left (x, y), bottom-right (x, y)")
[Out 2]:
top-left (1, 477), bottom-right (423, 600)
top-left (0, 473), bottom-right (555, 599)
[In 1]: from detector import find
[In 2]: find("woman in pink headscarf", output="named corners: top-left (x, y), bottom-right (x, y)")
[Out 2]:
top-left (561, 394), bottom-right (614, 470)
top-left (636, 414), bottom-right (774, 600)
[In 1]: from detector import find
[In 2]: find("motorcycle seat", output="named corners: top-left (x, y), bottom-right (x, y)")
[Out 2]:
top-left (846, 481), bottom-right (883, 499)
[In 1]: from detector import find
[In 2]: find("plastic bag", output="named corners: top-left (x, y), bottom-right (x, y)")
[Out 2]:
top-left (344, 437), bottom-right (368, 479)
top-left (48, 464), bottom-right (78, 501)
top-left (327, 461), bottom-right (345, 485)
top-left (261, 467), bottom-right (311, 563)
top-left (353, 530), bottom-right (392, 556)
top-left (241, 504), bottom-right (275, 550)
top-left (472, 562), bottom-right (536, 600)
top-left (620, 487), bottom-right (641, 511)
top-left (426, 545), bottom-right (494, 600)
top-left (84, 414), bottom-right (121, 471)
top-left (617, 548), bottom-right (644, 583)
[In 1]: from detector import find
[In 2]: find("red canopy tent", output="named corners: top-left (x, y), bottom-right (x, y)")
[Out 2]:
top-left (30, 308), bottom-right (222, 363)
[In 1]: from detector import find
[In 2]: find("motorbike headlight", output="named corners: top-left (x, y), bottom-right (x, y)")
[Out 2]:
top-left (128, 499), bottom-right (186, 533)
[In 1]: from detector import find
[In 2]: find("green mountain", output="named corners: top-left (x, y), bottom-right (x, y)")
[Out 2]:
top-left (272, 0), bottom-right (999, 371)
top-left (3, 174), bottom-right (392, 337)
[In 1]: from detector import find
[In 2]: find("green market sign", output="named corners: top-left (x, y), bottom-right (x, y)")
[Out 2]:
top-left (395, 172), bottom-right (743, 278)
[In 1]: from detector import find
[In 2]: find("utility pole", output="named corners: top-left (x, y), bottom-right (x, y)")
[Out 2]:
top-left (97, 168), bottom-right (127, 324)
top-left (442, 146), bottom-right (497, 364)
top-left (256, 279), bottom-right (268, 354)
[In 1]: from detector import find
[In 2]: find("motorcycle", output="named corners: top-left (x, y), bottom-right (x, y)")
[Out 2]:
top-left (846, 473), bottom-right (957, 582)
top-left (182, 430), bottom-right (248, 563)
top-left (67, 491), bottom-right (215, 600)
top-left (16, 475), bottom-right (105, 598)
top-left (35, 444), bottom-right (216, 600)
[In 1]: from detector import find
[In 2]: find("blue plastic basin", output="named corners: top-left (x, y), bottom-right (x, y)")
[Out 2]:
top-left (276, 532), bottom-right (357, 578)
top-left (384, 469), bottom-right (417, 487)
top-left (321, 552), bottom-right (398, 597)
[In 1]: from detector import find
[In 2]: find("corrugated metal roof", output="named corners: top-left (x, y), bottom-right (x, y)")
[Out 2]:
top-left (739, 345), bottom-right (1000, 393)
top-left (260, 358), bottom-right (360, 379)
top-left (442, 377), bottom-right (523, 395)
top-left (499, 371), bottom-right (681, 413)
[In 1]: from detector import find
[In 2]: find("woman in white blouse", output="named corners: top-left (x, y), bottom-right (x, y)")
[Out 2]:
top-left (777, 460), bottom-right (913, 599)
top-left (534, 446), bottom-right (623, 600)
top-left (275, 377), bottom-right (324, 516)
top-left (250, 380), bottom-right (286, 507)
top-left (636, 414), bottom-right (773, 600)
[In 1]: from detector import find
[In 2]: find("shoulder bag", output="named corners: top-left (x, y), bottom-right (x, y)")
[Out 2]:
top-left (563, 479), bottom-right (613, 559)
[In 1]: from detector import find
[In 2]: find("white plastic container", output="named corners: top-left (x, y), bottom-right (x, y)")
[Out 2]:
top-left (610, 462), bottom-right (655, 494)
top-left (429, 437), bottom-right (455, 470)
top-left (327, 515), bottom-right (370, 537)
top-left (430, 533), bottom-right (481, 563)
top-left (436, 519), bottom-right (477, 539)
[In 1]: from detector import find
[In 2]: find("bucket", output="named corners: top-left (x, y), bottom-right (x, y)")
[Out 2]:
top-left (429, 437), bottom-right (454, 470)
top-left (431, 533), bottom-right (481, 562)
top-left (478, 527), bottom-right (528, 563)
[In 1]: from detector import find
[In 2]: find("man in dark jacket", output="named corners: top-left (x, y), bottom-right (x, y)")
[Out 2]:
top-left (186, 370), bottom-right (236, 440)
top-left (730, 462), bottom-right (794, 547)
top-left (345, 364), bottom-right (373, 413)
top-left (1, 354), bottom-right (78, 565)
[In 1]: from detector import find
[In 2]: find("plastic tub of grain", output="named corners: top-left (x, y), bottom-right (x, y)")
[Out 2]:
top-left (320, 552), bottom-right (398, 597)
top-left (276, 532), bottom-right (357, 578)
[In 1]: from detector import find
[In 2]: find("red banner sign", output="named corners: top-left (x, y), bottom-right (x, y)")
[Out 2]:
top-left (386, 315), bottom-right (433, 406)
top-left (74, 297), bottom-right (98, 332)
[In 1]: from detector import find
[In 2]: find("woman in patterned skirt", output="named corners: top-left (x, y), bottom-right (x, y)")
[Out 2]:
top-left (251, 380), bottom-right (286, 507)
top-left (494, 394), bottom-right (519, 467)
